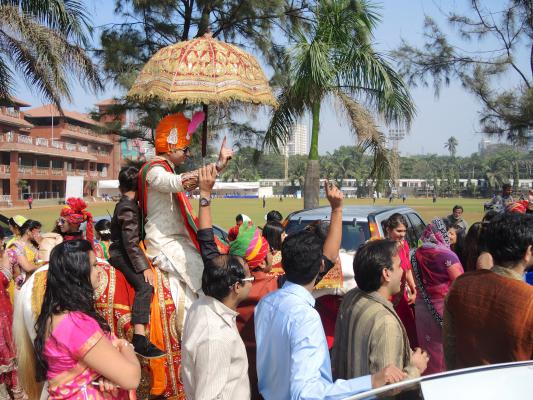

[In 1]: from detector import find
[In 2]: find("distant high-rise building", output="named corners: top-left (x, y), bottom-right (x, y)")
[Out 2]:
top-left (277, 123), bottom-right (308, 156)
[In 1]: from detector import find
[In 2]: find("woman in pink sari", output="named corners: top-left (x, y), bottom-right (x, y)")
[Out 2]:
top-left (412, 218), bottom-right (464, 375)
top-left (29, 239), bottom-right (140, 399)
top-left (384, 213), bottom-right (418, 348)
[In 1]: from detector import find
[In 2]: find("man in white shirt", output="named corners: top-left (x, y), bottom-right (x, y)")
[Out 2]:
top-left (181, 164), bottom-right (252, 400)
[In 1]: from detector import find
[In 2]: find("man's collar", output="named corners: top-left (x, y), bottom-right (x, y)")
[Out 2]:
top-left (282, 281), bottom-right (316, 307)
top-left (491, 265), bottom-right (524, 281)
top-left (150, 155), bottom-right (175, 172)
top-left (205, 296), bottom-right (239, 327)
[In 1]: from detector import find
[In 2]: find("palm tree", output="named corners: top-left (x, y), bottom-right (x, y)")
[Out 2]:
top-left (0, 0), bottom-right (102, 108)
top-left (263, 0), bottom-right (415, 208)
top-left (220, 153), bottom-right (257, 182)
top-left (334, 156), bottom-right (356, 188)
top-left (444, 136), bottom-right (459, 158)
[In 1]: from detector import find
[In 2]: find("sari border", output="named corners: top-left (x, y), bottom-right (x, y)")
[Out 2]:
top-left (75, 330), bottom-right (104, 360)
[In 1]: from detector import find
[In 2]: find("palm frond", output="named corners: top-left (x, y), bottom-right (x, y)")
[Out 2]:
top-left (0, 0), bottom-right (92, 45)
top-left (0, 57), bottom-right (13, 101)
top-left (262, 86), bottom-right (306, 154)
top-left (335, 90), bottom-right (390, 180)
top-left (0, 4), bottom-right (102, 107)
top-left (338, 46), bottom-right (416, 127)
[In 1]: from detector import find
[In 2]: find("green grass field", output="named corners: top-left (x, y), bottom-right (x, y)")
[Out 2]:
top-left (0, 197), bottom-right (487, 232)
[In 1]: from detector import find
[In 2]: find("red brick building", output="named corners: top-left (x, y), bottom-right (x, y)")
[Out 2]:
top-left (0, 98), bottom-right (121, 205)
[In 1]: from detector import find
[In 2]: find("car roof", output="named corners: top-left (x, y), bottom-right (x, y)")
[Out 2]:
top-left (345, 360), bottom-right (533, 400)
top-left (287, 205), bottom-right (418, 222)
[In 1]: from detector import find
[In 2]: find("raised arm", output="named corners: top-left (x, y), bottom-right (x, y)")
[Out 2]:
top-left (198, 164), bottom-right (218, 231)
top-left (322, 180), bottom-right (343, 263)
top-left (197, 164), bottom-right (223, 263)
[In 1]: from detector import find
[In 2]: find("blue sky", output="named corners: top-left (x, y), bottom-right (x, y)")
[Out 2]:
top-left (11, 0), bottom-right (529, 156)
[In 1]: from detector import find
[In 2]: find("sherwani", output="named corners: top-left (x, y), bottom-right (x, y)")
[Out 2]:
top-left (143, 156), bottom-right (203, 316)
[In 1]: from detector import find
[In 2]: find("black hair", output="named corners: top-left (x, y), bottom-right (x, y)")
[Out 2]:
top-left (482, 210), bottom-right (498, 223)
top-left (235, 214), bottom-right (243, 223)
top-left (262, 221), bottom-right (283, 251)
top-left (353, 239), bottom-right (399, 292)
top-left (461, 222), bottom-right (483, 272)
top-left (502, 183), bottom-right (512, 190)
top-left (34, 240), bottom-right (110, 381)
top-left (444, 219), bottom-right (461, 231)
top-left (20, 219), bottom-right (41, 236)
top-left (485, 213), bottom-right (533, 266)
top-left (384, 213), bottom-right (407, 233)
top-left (281, 230), bottom-right (324, 285)
top-left (0, 228), bottom-right (5, 241)
top-left (8, 217), bottom-right (22, 229)
top-left (202, 255), bottom-right (246, 301)
top-left (266, 210), bottom-right (283, 223)
top-left (94, 219), bottom-right (111, 241)
top-left (118, 166), bottom-right (139, 192)
top-left (452, 205), bottom-right (463, 212)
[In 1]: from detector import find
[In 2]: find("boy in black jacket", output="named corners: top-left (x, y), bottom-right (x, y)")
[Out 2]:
top-left (109, 166), bottom-right (165, 358)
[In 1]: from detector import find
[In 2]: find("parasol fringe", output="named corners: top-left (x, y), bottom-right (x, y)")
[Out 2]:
top-left (127, 92), bottom-right (278, 108)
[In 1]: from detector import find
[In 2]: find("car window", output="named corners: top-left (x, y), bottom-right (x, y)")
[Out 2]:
top-left (0, 215), bottom-right (11, 240)
top-left (400, 215), bottom-right (418, 249)
top-left (406, 213), bottom-right (426, 246)
top-left (285, 220), bottom-right (370, 252)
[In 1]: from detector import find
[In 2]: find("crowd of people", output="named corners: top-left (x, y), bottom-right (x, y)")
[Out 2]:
top-left (0, 111), bottom-right (531, 400)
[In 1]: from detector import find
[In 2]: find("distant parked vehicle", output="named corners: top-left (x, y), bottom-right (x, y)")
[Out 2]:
top-left (284, 205), bottom-right (426, 251)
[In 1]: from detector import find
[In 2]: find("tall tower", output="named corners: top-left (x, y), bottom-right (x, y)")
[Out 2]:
top-left (388, 128), bottom-right (405, 192)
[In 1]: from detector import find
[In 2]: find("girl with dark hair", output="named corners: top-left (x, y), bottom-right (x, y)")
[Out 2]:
top-left (0, 229), bottom-right (26, 399)
top-left (262, 220), bottom-right (285, 276)
top-left (6, 219), bottom-right (41, 290)
top-left (461, 222), bottom-right (483, 272)
top-left (384, 213), bottom-right (418, 348)
top-left (30, 240), bottom-right (140, 399)
top-left (6, 215), bottom-right (26, 249)
top-left (94, 219), bottom-right (112, 260)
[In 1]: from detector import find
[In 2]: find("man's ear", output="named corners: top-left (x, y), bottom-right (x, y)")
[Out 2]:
top-left (382, 267), bottom-right (391, 283)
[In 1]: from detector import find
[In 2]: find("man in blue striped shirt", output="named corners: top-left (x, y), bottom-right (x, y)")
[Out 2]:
top-left (255, 182), bottom-right (406, 400)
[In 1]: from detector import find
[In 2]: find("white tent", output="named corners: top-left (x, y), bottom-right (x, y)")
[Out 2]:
top-left (96, 180), bottom-right (120, 198)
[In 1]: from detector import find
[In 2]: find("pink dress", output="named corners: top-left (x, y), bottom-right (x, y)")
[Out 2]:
top-left (393, 240), bottom-right (418, 348)
top-left (44, 312), bottom-right (133, 400)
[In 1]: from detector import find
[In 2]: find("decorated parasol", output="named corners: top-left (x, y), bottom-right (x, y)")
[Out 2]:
top-left (127, 32), bottom-right (277, 157)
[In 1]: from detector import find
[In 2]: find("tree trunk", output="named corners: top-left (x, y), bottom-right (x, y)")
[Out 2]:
top-left (304, 160), bottom-right (320, 209)
top-left (304, 101), bottom-right (321, 209)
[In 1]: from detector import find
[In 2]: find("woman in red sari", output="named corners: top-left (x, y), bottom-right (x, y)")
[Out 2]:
top-left (384, 213), bottom-right (418, 348)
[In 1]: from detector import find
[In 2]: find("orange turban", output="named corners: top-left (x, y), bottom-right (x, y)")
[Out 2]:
top-left (154, 111), bottom-right (205, 154)
top-left (60, 197), bottom-right (94, 244)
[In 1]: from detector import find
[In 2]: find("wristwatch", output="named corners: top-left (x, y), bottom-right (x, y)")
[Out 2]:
top-left (200, 196), bottom-right (211, 207)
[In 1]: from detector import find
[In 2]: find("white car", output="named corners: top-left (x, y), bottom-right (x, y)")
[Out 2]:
top-left (345, 361), bottom-right (533, 400)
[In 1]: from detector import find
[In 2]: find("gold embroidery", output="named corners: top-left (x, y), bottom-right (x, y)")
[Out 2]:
top-left (92, 264), bottom-right (108, 302)
top-left (117, 313), bottom-right (133, 342)
top-left (107, 264), bottom-right (116, 331)
top-left (157, 270), bottom-right (179, 395)
top-left (31, 270), bottom-right (48, 319)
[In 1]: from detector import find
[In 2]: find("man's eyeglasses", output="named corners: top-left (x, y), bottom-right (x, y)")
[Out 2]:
top-left (57, 218), bottom-right (66, 225)
top-left (229, 276), bottom-right (255, 288)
